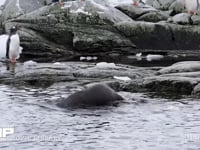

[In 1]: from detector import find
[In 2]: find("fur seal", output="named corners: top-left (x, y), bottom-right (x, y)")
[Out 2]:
top-left (57, 84), bottom-right (124, 108)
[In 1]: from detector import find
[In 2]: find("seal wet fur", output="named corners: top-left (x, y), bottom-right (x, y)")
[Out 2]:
top-left (57, 84), bottom-right (124, 108)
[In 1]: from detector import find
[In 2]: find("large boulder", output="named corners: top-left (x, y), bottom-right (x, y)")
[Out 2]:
top-left (2, 0), bottom-right (200, 61)
top-left (4, 0), bottom-right (135, 61)
top-left (144, 73), bottom-right (200, 95)
top-left (115, 21), bottom-right (200, 50)
top-left (144, 61), bottom-right (200, 97)
top-left (116, 3), bottom-right (169, 22)
top-left (170, 13), bottom-right (191, 25)
top-left (146, 0), bottom-right (179, 11)
top-left (157, 61), bottom-right (200, 74)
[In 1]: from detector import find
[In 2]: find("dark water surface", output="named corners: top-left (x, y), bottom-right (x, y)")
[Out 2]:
top-left (0, 61), bottom-right (200, 150)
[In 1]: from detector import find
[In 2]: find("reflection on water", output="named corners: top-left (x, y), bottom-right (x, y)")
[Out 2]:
top-left (0, 84), bottom-right (200, 150)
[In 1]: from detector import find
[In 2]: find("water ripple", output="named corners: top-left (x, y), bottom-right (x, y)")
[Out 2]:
top-left (0, 85), bottom-right (200, 149)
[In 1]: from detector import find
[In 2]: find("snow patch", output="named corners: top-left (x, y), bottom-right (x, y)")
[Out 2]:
top-left (80, 56), bottom-right (98, 61)
top-left (53, 62), bottom-right (65, 66)
top-left (96, 62), bottom-right (116, 68)
top-left (24, 60), bottom-right (37, 67)
top-left (146, 54), bottom-right (164, 61)
top-left (114, 76), bottom-right (131, 81)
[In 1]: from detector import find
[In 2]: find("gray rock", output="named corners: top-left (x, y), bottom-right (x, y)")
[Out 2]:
top-left (158, 61), bottom-right (200, 74)
top-left (146, 0), bottom-right (176, 10)
top-left (0, 62), bottom-right (155, 88)
top-left (2, 0), bottom-right (200, 62)
top-left (115, 21), bottom-right (200, 50)
top-left (115, 3), bottom-right (157, 20)
top-left (193, 83), bottom-right (200, 96)
top-left (4, 1), bottom-right (135, 61)
top-left (191, 15), bottom-right (200, 25)
top-left (115, 21), bottom-right (175, 50)
top-left (171, 13), bottom-right (191, 25)
top-left (143, 61), bottom-right (200, 97)
top-left (1, 0), bottom-right (46, 21)
top-left (137, 11), bottom-right (169, 22)
top-left (169, 1), bottom-right (184, 14)
top-left (152, 0), bottom-right (161, 10)
top-left (144, 74), bottom-right (200, 95)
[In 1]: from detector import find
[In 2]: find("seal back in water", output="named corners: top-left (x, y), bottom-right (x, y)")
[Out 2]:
top-left (57, 84), bottom-right (124, 108)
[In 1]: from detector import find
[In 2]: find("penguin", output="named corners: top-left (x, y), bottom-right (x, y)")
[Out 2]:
top-left (184, 0), bottom-right (199, 15)
top-left (6, 26), bottom-right (22, 63)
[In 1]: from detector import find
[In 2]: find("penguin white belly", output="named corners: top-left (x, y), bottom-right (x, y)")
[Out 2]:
top-left (185, 0), bottom-right (198, 12)
top-left (0, 35), bottom-right (9, 59)
top-left (9, 34), bottom-right (20, 59)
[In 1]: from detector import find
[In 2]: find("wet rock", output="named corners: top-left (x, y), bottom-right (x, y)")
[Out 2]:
top-left (0, 62), bottom-right (155, 89)
top-left (157, 61), bottom-right (200, 74)
top-left (144, 74), bottom-right (200, 95)
top-left (144, 61), bottom-right (200, 97)
top-left (57, 83), bottom-right (124, 108)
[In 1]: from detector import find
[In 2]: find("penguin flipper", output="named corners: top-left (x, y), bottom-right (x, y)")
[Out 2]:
top-left (15, 46), bottom-right (23, 59)
top-left (19, 46), bottom-right (23, 54)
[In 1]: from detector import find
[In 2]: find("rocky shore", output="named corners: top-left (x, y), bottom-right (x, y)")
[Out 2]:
top-left (0, 0), bottom-right (200, 100)
top-left (1, 61), bottom-right (200, 99)
top-left (1, 0), bottom-right (200, 61)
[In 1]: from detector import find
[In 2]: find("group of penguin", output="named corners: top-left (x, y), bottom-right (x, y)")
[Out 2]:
top-left (0, 0), bottom-right (199, 64)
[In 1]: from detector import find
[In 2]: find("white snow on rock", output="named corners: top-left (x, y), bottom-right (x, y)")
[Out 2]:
top-left (146, 54), bottom-right (164, 61)
top-left (114, 76), bottom-right (131, 81)
top-left (96, 62), bottom-right (116, 68)
top-left (107, 0), bottom-right (146, 7)
top-left (80, 56), bottom-right (98, 61)
top-left (23, 60), bottom-right (37, 67)
top-left (158, 61), bottom-right (200, 74)
top-left (53, 62), bottom-right (65, 66)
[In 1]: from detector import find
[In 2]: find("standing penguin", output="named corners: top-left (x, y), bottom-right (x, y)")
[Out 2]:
top-left (6, 26), bottom-right (22, 63)
top-left (184, 0), bottom-right (199, 15)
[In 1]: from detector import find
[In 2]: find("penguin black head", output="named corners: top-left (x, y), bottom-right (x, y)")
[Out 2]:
top-left (9, 26), bottom-right (18, 35)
